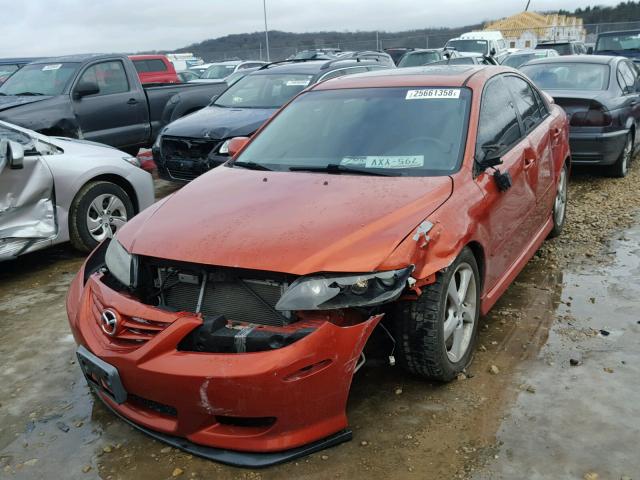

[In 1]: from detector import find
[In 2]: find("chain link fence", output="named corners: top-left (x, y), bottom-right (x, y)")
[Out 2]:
top-left (191, 21), bottom-right (640, 62)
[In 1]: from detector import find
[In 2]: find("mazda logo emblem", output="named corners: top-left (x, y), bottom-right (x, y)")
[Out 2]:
top-left (100, 309), bottom-right (119, 336)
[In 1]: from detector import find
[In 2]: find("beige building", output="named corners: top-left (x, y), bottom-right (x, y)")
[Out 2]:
top-left (485, 11), bottom-right (586, 49)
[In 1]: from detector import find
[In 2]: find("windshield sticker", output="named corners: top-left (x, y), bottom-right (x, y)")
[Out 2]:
top-left (341, 156), bottom-right (425, 169)
top-left (42, 64), bottom-right (62, 71)
top-left (406, 89), bottom-right (460, 100)
top-left (285, 79), bottom-right (311, 86)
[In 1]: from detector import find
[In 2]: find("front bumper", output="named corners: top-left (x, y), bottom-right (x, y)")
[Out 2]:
top-left (66, 269), bottom-right (381, 464)
top-left (153, 146), bottom-right (228, 183)
top-left (569, 129), bottom-right (628, 166)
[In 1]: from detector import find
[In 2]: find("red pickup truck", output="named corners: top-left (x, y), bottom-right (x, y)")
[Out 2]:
top-left (129, 55), bottom-right (179, 84)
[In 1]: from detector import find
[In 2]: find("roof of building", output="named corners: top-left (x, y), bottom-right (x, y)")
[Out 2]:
top-left (485, 11), bottom-right (584, 38)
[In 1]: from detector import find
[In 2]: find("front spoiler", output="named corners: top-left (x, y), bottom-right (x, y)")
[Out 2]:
top-left (96, 391), bottom-right (352, 468)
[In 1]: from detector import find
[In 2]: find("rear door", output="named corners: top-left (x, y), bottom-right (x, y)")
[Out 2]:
top-left (0, 128), bottom-right (56, 258)
top-left (71, 59), bottom-right (147, 148)
top-left (474, 75), bottom-right (537, 288)
top-left (504, 75), bottom-right (555, 230)
top-left (617, 60), bottom-right (640, 134)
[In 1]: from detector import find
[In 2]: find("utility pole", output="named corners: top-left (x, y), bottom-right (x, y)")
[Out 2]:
top-left (376, 31), bottom-right (379, 50)
top-left (263, 0), bottom-right (270, 61)
top-left (525, 0), bottom-right (531, 11)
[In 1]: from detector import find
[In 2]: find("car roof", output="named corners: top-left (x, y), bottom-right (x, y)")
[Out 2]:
top-left (32, 53), bottom-right (119, 64)
top-left (523, 54), bottom-right (619, 66)
top-left (537, 40), bottom-right (581, 45)
top-left (129, 54), bottom-right (167, 60)
top-left (252, 59), bottom-right (389, 75)
top-left (511, 49), bottom-right (554, 55)
top-left (404, 49), bottom-right (443, 53)
top-left (0, 57), bottom-right (43, 64)
top-left (597, 29), bottom-right (640, 36)
top-left (310, 65), bottom-right (494, 90)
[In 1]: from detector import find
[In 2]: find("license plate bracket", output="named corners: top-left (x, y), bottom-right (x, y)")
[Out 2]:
top-left (76, 345), bottom-right (127, 404)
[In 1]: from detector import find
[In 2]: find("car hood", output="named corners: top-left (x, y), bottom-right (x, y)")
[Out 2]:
top-left (0, 95), bottom-right (53, 112)
top-left (163, 105), bottom-right (276, 139)
top-left (118, 167), bottom-right (453, 275)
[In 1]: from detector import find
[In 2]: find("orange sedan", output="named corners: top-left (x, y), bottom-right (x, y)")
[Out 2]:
top-left (66, 65), bottom-right (570, 467)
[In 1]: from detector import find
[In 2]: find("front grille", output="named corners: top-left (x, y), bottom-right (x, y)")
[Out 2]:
top-left (165, 167), bottom-right (200, 182)
top-left (162, 136), bottom-right (220, 162)
top-left (91, 294), bottom-right (172, 345)
top-left (156, 268), bottom-right (290, 327)
top-left (128, 394), bottom-right (177, 417)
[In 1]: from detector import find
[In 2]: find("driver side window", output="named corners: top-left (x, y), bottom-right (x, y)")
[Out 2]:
top-left (78, 61), bottom-right (129, 96)
top-left (476, 76), bottom-right (522, 159)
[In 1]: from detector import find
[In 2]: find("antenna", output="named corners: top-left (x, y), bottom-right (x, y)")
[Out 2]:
top-left (525, 0), bottom-right (531, 11)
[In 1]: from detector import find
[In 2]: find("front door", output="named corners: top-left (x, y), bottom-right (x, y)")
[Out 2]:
top-left (473, 75), bottom-right (538, 292)
top-left (71, 60), bottom-right (147, 148)
top-left (0, 127), bottom-right (55, 259)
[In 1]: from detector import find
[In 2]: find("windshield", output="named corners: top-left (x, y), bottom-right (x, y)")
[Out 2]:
top-left (596, 32), bottom-right (640, 52)
top-left (502, 52), bottom-right (549, 68)
top-left (202, 64), bottom-right (237, 80)
top-left (398, 51), bottom-right (441, 67)
top-left (214, 73), bottom-right (314, 109)
top-left (0, 62), bottom-right (78, 96)
top-left (521, 63), bottom-right (610, 91)
top-left (0, 64), bottom-right (19, 83)
top-left (446, 39), bottom-right (488, 54)
top-left (234, 87), bottom-right (471, 176)
top-left (539, 43), bottom-right (572, 55)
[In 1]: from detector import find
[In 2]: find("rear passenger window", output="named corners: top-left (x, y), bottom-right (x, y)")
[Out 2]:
top-left (504, 76), bottom-right (542, 131)
top-left (618, 61), bottom-right (636, 92)
top-left (477, 77), bottom-right (522, 157)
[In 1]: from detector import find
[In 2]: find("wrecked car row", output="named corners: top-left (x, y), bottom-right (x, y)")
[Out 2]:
top-left (64, 64), bottom-right (571, 466)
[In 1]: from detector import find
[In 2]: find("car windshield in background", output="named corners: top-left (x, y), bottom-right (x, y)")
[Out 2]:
top-left (202, 64), bottom-right (237, 79)
top-left (0, 64), bottom-right (19, 79)
top-left (520, 63), bottom-right (609, 91)
top-left (446, 40), bottom-right (488, 54)
top-left (0, 62), bottom-right (77, 96)
top-left (544, 43), bottom-right (572, 55)
top-left (234, 87), bottom-right (471, 177)
top-left (214, 73), bottom-right (314, 109)
top-left (502, 52), bottom-right (548, 68)
top-left (398, 51), bottom-right (441, 67)
top-left (596, 32), bottom-right (640, 52)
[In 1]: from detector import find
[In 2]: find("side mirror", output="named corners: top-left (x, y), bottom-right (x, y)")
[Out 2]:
top-left (73, 81), bottom-right (100, 100)
top-left (490, 47), bottom-right (497, 56)
top-left (8, 140), bottom-right (24, 170)
top-left (587, 46), bottom-right (594, 54)
top-left (227, 136), bottom-right (250, 157)
top-left (477, 143), bottom-right (504, 171)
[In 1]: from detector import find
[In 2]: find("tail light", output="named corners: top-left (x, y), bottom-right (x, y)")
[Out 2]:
top-left (570, 103), bottom-right (612, 127)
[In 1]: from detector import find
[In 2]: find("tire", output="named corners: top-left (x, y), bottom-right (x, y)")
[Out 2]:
top-left (69, 181), bottom-right (135, 252)
top-left (548, 161), bottom-right (568, 239)
top-left (607, 132), bottom-right (632, 178)
top-left (394, 247), bottom-right (480, 382)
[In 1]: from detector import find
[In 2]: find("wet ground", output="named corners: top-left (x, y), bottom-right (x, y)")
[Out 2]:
top-left (1, 164), bottom-right (639, 480)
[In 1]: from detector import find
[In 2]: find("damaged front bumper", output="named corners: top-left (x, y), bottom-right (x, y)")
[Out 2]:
top-left (66, 268), bottom-right (382, 467)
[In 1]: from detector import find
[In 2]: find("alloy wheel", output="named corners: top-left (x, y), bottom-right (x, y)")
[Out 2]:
top-left (443, 262), bottom-right (477, 362)
top-left (86, 194), bottom-right (128, 242)
top-left (554, 166), bottom-right (568, 227)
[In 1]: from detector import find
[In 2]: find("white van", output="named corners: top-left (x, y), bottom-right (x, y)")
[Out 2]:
top-left (445, 31), bottom-right (508, 61)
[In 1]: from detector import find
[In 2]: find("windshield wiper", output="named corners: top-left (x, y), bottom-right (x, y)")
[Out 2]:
top-left (232, 161), bottom-right (273, 171)
top-left (13, 92), bottom-right (45, 96)
top-left (289, 164), bottom-right (395, 176)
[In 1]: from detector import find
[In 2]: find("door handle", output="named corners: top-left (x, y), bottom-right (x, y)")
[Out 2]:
top-left (127, 98), bottom-right (139, 105)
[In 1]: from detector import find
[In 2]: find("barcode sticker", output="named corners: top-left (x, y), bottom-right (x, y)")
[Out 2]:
top-left (406, 89), bottom-right (461, 100)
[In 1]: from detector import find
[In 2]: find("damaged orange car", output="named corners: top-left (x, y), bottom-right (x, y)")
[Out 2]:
top-left (66, 65), bottom-right (570, 467)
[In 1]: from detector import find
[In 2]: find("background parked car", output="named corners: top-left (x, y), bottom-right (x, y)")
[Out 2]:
top-left (501, 49), bottom-right (559, 69)
top-left (535, 40), bottom-right (587, 55)
top-left (337, 51), bottom-right (395, 67)
top-left (154, 57), bottom-right (394, 182)
top-left (129, 54), bottom-right (179, 84)
top-left (177, 70), bottom-right (201, 82)
top-left (445, 30), bottom-right (509, 61)
top-left (521, 55), bottom-right (639, 177)
top-left (429, 53), bottom-right (499, 66)
top-left (0, 54), bottom-right (227, 155)
top-left (397, 49), bottom-right (457, 68)
top-left (592, 29), bottom-right (640, 63)
top-left (0, 120), bottom-right (153, 259)
top-left (190, 60), bottom-right (267, 82)
top-left (384, 47), bottom-right (415, 65)
top-left (0, 58), bottom-right (43, 85)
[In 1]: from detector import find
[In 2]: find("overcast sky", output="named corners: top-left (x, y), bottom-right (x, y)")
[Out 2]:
top-left (1, 0), bottom-right (622, 57)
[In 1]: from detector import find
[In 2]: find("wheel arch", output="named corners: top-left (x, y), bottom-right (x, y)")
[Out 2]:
top-left (70, 174), bottom-right (139, 220)
top-left (465, 241), bottom-right (486, 292)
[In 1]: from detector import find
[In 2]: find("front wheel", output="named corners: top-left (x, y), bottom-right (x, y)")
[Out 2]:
top-left (395, 247), bottom-right (480, 382)
top-left (69, 181), bottom-right (135, 252)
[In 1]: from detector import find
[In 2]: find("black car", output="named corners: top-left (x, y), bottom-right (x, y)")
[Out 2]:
top-left (593, 29), bottom-right (640, 64)
top-left (521, 55), bottom-right (639, 177)
top-left (154, 57), bottom-right (393, 182)
top-left (535, 40), bottom-right (587, 56)
top-left (384, 48), bottom-right (415, 65)
top-left (397, 49), bottom-right (456, 68)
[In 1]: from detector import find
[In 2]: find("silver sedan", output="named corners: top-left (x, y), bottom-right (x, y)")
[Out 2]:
top-left (0, 121), bottom-right (154, 260)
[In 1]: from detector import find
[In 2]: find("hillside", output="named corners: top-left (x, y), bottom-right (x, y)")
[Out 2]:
top-left (169, 1), bottom-right (640, 61)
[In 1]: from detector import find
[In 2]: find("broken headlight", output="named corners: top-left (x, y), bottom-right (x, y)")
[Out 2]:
top-left (218, 139), bottom-right (231, 155)
top-left (104, 237), bottom-right (138, 288)
top-left (275, 266), bottom-right (414, 311)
